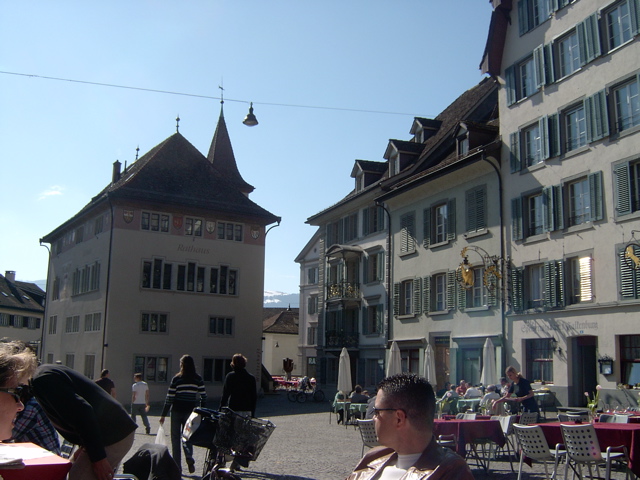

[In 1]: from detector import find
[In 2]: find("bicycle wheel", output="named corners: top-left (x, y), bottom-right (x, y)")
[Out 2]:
top-left (287, 390), bottom-right (299, 402)
top-left (313, 389), bottom-right (325, 402)
top-left (202, 448), bottom-right (216, 477)
top-left (296, 391), bottom-right (307, 403)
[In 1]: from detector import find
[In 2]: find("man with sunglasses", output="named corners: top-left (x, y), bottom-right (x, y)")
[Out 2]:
top-left (347, 373), bottom-right (473, 480)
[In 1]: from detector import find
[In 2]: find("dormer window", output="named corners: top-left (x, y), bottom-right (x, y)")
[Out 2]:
top-left (389, 152), bottom-right (400, 176)
top-left (414, 127), bottom-right (424, 143)
top-left (356, 173), bottom-right (365, 192)
top-left (458, 135), bottom-right (469, 156)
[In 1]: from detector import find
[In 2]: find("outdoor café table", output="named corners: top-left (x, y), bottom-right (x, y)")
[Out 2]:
top-left (0, 442), bottom-right (71, 480)
top-left (538, 421), bottom-right (640, 477)
top-left (433, 418), bottom-right (505, 458)
top-left (335, 400), bottom-right (351, 426)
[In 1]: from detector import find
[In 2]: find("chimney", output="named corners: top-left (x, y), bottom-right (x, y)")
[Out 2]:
top-left (5, 271), bottom-right (16, 282)
top-left (112, 160), bottom-right (122, 183)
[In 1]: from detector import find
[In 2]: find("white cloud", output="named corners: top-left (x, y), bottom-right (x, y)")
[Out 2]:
top-left (38, 185), bottom-right (64, 200)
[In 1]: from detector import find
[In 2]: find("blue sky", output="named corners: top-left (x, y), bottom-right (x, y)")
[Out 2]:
top-left (0, 1), bottom-right (492, 294)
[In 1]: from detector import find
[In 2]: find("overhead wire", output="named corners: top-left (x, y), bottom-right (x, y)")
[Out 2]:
top-left (0, 70), bottom-right (427, 118)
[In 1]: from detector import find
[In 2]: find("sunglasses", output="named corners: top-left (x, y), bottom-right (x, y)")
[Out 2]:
top-left (0, 385), bottom-right (31, 404)
top-left (372, 407), bottom-right (400, 417)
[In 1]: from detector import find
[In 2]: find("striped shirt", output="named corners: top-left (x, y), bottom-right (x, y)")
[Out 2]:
top-left (161, 374), bottom-right (207, 415)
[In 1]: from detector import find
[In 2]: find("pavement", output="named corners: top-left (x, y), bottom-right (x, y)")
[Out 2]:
top-left (119, 392), bottom-right (632, 480)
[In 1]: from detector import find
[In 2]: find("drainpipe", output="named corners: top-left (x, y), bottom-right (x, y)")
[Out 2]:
top-left (101, 197), bottom-right (116, 370)
top-left (481, 153), bottom-right (506, 371)
top-left (38, 241), bottom-right (51, 362)
top-left (375, 201), bottom-right (393, 346)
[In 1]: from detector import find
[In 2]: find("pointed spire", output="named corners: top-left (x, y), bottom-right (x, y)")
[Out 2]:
top-left (207, 106), bottom-right (254, 194)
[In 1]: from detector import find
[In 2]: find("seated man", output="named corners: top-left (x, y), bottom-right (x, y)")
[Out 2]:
top-left (350, 385), bottom-right (369, 404)
top-left (347, 373), bottom-right (474, 480)
top-left (480, 384), bottom-right (501, 414)
top-left (464, 384), bottom-right (482, 398)
top-left (437, 384), bottom-right (459, 414)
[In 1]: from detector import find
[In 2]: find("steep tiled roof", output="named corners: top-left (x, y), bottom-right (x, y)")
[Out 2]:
top-left (0, 274), bottom-right (45, 314)
top-left (42, 120), bottom-right (279, 241)
top-left (207, 109), bottom-right (255, 194)
top-left (263, 307), bottom-right (299, 335)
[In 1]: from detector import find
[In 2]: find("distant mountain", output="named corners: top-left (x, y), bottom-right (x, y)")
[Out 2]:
top-left (264, 291), bottom-right (299, 308)
top-left (25, 280), bottom-right (298, 309)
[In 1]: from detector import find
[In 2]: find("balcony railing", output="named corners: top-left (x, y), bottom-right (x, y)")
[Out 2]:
top-left (325, 330), bottom-right (359, 348)
top-left (326, 281), bottom-right (360, 301)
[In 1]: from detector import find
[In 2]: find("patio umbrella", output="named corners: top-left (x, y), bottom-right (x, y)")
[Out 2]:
top-left (480, 337), bottom-right (497, 387)
top-left (386, 341), bottom-right (402, 377)
top-left (424, 342), bottom-right (437, 386)
top-left (337, 347), bottom-right (352, 395)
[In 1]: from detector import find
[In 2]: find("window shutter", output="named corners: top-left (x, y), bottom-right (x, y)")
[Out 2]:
top-left (361, 306), bottom-right (368, 335)
top-left (362, 208), bottom-right (370, 236)
top-left (554, 185), bottom-right (564, 230)
top-left (544, 43), bottom-right (555, 84)
top-left (377, 252), bottom-right (385, 282)
top-left (413, 277), bottom-right (422, 315)
top-left (544, 260), bottom-right (563, 308)
top-left (589, 171), bottom-right (604, 221)
top-left (422, 276), bottom-right (431, 314)
top-left (376, 305), bottom-right (383, 335)
top-left (446, 271), bottom-right (456, 310)
top-left (631, 0), bottom-right (640, 36)
top-left (534, 44), bottom-right (546, 89)
top-left (510, 132), bottom-right (522, 173)
top-left (511, 266), bottom-right (524, 313)
top-left (543, 186), bottom-right (554, 232)
top-left (423, 208), bottom-right (432, 248)
top-left (548, 113), bottom-right (560, 158)
top-left (579, 256), bottom-right (593, 302)
top-left (586, 90), bottom-right (610, 142)
top-left (447, 198), bottom-right (456, 241)
top-left (615, 162), bottom-right (632, 216)
top-left (362, 256), bottom-right (369, 284)
top-left (543, 184), bottom-right (563, 231)
top-left (487, 276), bottom-right (498, 307)
top-left (512, 197), bottom-right (524, 241)
top-left (457, 273), bottom-right (467, 311)
top-left (505, 65), bottom-right (516, 106)
top-left (393, 282), bottom-right (400, 315)
top-left (466, 186), bottom-right (487, 232)
top-left (619, 247), bottom-right (640, 299)
top-left (577, 14), bottom-right (601, 64)
top-left (518, 0), bottom-right (529, 36)
top-left (540, 116), bottom-right (549, 160)
top-left (307, 297), bottom-right (312, 315)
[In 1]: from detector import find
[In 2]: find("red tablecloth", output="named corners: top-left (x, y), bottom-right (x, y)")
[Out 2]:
top-left (0, 443), bottom-right (71, 480)
top-left (434, 419), bottom-right (505, 456)
top-left (538, 422), bottom-right (640, 477)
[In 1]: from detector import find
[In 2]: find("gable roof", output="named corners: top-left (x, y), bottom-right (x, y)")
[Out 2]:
top-left (263, 307), bottom-right (299, 335)
top-left (42, 117), bottom-right (279, 242)
top-left (0, 273), bottom-right (45, 314)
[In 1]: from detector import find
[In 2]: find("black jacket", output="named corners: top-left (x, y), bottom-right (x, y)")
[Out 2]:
top-left (220, 369), bottom-right (257, 417)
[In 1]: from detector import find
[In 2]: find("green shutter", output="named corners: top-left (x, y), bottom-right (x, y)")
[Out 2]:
top-left (423, 276), bottom-right (431, 314)
top-left (423, 208), bottom-right (432, 248)
top-left (446, 271), bottom-right (456, 310)
top-left (615, 162), bottom-right (632, 216)
top-left (631, 0), bottom-right (640, 36)
top-left (534, 44), bottom-right (546, 89)
top-left (540, 116), bottom-right (549, 160)
top-left (393, 282), bottom-right (400, 316)
top-left (578, 13), bottom-right (601, 64)
top-left (362, 256), bottom-right (369, 283)
top-left (518, 0), bottom-right (529, 36)
top-left (487, 275), bottom-right (498, 307)
top-left (544, 260), bottom-right (564, 308)
top-left (377, 252), bottom-right (385, 282)
top-left (510, 132), bottom-right (522, 173)
top-left (619, 247), bottom-right (640, 299)
top-left (447, 198), bottom-right (456, 241)
top-left (511, 266), bottom-right (524, 313)
top-left (413, 277), bottom-right (422, 315)
top-left (506, 65), bottom-right (516, 106)
top-left (543, 184), bottom-right (563, 232)
top-left (362, 208), bottom-right (370, 236)
top-left (544, 43), bottom-right (555, 84)
top-left (548, 113), bottom-right (560, 158)
top-left (512, 197), bottom-right (524, 241)
top-left (586, 90), bottom-right (610, 142)
top-left (554, 185), bottom-right (564, 230)
top-left (361, 306), bottom-right (368, 335)
top-left (457, 273), bottom-right (467, 311)
top-left (543, 186), bottom-right (553, 232)
top-left (376, 305), bottom-right (383, 335)
top-left (589, 171), bottom-right (604, 221)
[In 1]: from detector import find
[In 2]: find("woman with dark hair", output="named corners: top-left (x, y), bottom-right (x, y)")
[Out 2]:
top-left (159, 355), bottom-right (207, 474)
top-left (220, 353), bottom-right (257, 418)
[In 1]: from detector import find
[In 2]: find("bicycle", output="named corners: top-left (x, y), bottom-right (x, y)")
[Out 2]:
top-left (287, 386), bottom-right (325, 403)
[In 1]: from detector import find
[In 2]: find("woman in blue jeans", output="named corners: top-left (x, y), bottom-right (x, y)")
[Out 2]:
top-left (159, 355), bottom-right (207, 473)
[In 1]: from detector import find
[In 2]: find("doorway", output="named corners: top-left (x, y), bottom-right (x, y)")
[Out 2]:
top-left (570, 336), bottom-right (597, 407)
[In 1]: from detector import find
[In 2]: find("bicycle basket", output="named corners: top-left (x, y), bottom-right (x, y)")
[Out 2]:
top-left (183, 407), bottom-right (220, 448)
top-left (213, 407), bottom-right (276, 461)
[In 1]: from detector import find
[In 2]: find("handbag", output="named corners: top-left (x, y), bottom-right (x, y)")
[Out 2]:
top-left (155, 424), bottom-right (167, 446)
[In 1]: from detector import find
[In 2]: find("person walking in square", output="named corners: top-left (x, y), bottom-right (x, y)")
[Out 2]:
top-left (131, 373), bottom-right (151, 435)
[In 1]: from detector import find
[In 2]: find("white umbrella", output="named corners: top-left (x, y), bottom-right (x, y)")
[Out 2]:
top-left (424, 342), bottom-right (436, 386)
top-left (337, 347), bottom-right (352, 395)
top-left (480, 337), bottom-right (497, 386)
top-left (386, 341), bottom-right (402, 377)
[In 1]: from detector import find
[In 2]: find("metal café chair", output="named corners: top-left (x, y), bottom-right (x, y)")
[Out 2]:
top-left (356, 419), bottom-right (380, 456)
top-left (490, 414), bottom-right (518, 471)
top-left (437, 434), bottom-right (457, 451)
top-left (613, 414), bottom-right (631, 423)
top-left (513, 424), bottom-right (566, 480)
top-left (519, 412), bottom-right (539, 425)
top-left (599, 414), bottom-right (616, 423)
top-left (560, 423), bottom-right (631, 480)
top-left (566, 412), bottom-right (590, 423)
